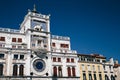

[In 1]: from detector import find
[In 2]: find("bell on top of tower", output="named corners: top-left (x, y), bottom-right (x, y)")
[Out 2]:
top-left (32, 4), bottom-right (38, 13)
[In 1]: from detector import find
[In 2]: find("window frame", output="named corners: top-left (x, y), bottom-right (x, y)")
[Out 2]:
top-left (0, 64), bottom-right (3, 75)
top-left (71, 58), bottom-right (74, 63)
top-left (13, 65), bottom-right (18, 76)
top-left (14, 54), bottom-right (18, 59)
top-left (0, 37), bottom-right (5, 41)
top-left (0, 54), bottom-right (4, 59)
top-left (67, 58), bottom-right (70, 62)
top-left (18, 38), bottom-right (22, 43)
top-left (58, 58), bottom-right (61, 62)
top-left (12, 38), bottom-right (16, 42)
top-left (53, 57), bottom-right (56, 62)
top-left (19, 65), bottom-right (24, 76)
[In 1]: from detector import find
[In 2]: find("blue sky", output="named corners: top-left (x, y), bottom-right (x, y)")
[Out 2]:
top-left (0, 0), bottom-right (120, 62)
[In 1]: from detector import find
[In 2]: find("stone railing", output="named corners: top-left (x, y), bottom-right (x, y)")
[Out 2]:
top-left (52, 49), bottom-right (77, 54)
top-left (0, 28), bottom-right (20, 33)
top-left (52, 35), bottom-right (70, 41)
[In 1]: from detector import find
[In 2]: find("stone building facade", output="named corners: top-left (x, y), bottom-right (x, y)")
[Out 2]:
top-left (103, 58), bottom-right (115, 80)
top-left (78, 54), bottom-right (106, 80)
top-left (0, 6), bottom-right (79, 80)
top-left (77, 54), bottom-right (116, 80)
top-left (113, 60), bottom-right (120, 80)
top-left (0, 5), bottom-right (118, 80)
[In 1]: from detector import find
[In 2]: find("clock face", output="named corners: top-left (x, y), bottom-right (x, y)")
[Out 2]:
top-left (31, 20), bottom-right (47, 31)
top-left (33, 59), bottom-right (46, 72)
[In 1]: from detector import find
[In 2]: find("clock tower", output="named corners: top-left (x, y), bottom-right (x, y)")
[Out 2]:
top-left (20, 5), bottom-right (52, 78)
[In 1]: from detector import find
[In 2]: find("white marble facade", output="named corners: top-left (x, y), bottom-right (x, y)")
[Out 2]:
top-left (0, 7), bottom-right (79, 80)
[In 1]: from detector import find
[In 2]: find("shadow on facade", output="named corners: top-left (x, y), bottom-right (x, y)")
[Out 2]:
top-left (52, 77), bottom-right (58, 80)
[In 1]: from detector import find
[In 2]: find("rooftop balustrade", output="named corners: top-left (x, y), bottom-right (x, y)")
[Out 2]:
top-left (0, 28), bottom-right (20, 33)
top-left (52, 49), bottom-right (77, 54)
top-left (29, 12), bottom-right (50, 19)
top-left (52, 35), bottom-right (70, 41)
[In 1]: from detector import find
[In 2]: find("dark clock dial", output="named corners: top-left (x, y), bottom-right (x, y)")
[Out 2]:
top-left (33, 59), bottom-right (45, 72)
top-left (36, 61), bottom-right (43, 70)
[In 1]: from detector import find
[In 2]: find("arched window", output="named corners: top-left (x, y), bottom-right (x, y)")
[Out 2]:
top-left (67, 67), bottom-right (71, 77)
top-left (94, 74), bottom-right (97, 80)
top-left (19, 65), bottom-right (24, 76)
top-left (0, 64), bottom-right (3, 75)
top-left (58, 66), bottom-right (62, 77)
top-left (66, 58), bottom-right (70, 62)
top-left (53, 66), bottom-right (57, 77)
top-left (72, 67), bottom-right (76, 77)
top-left (83, 73), bottom-right (86, 80)
top-left (89, 74), bottom-right (92, 80)
top-left (111, 75), bottom-right (115, 80)
top-left (99, 74), bottom-right (102, 80)
top-left (13, 65), bottom-right (18, 76)
top-left (105, 75), bottom-right (109, 80)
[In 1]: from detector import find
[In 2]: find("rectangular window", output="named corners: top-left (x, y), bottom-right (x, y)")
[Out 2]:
top-left (0, 37), bottom-right (5, 41)
top-left (65, 44), bottom-right (69, 48)
top-left (88, 65), bottom-right (91, 71)
top-left (67, 58), bottom-right (70, 62)
top-left (32, 43), bottom-right (35, 47)
top-left (98, 66), bottom-right (100, 71)
top-left (0, 44), bottom-right (2, 48)
top-left (53, 57), bottom-right (56, 62)
top-left (58, 58), bottom-right (61, 62)
top-left (2, 44), bottom-right (5, 48)
top-left (102, 60), bottom-right (106, 63)
top-left (82, 64), bottom-right (85, 70)
top-left (60, 44), bottom-right (64, 48)
top-left (92, 65), bottom-right (95, 71)
top-left (12, 38), bottom-right (16, 42)
top-left (12, 45), bottom-right (16, 48)
top-left (18, 38), bottom-right (22, 42)
top-left (81, 56), bottom-right (85, 61)
top-left (71, 58), bottom-right (74, 62)
top-left (18, 46), bottom-right (22, 49)
top-left (14, 54), bottom-right (18, 59)
top-left (60, 44), bottom-right (69, 48)
top-left (97, 59), bottom-right (100, 62)
top-left (38, 40), bottom-right (41, 44)
top-left (52, 43), bottom-right (56, 47)
top-left (0, 54), bottom-right (4, 59)
top-left (20, 55), bottom-right (24, 59)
